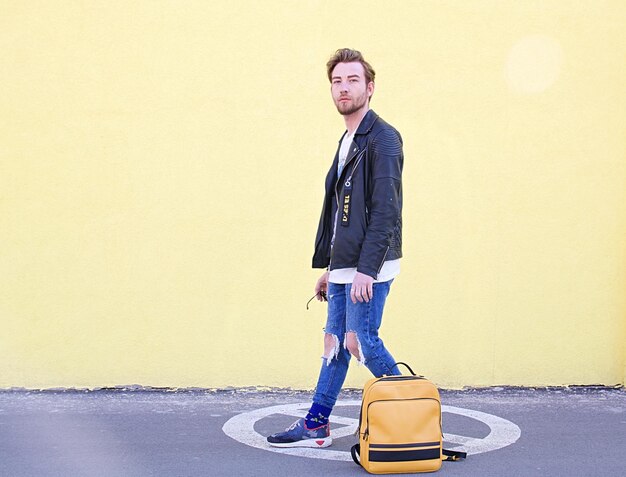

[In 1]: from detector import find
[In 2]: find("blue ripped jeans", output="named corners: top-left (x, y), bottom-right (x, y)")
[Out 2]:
top-left (312, 280), bottom-right (401, 410)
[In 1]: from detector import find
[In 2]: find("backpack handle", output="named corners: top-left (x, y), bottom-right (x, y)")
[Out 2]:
top-left (393, 362), bottom-right (417, 376)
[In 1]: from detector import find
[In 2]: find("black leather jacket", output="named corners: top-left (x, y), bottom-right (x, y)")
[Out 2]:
top-left (312, 110), bottom-right (403, 279)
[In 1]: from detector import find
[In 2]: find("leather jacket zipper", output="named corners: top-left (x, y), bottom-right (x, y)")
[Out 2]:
top-left (330, 149), bottom-right (366, 269)
top-left (377, 246), bottom-right (390, 274)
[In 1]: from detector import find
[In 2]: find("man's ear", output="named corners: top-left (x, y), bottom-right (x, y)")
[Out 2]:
top-left (367, 81), bottom-right (375, 98)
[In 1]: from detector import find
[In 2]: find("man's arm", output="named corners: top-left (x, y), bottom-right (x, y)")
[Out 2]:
top-left (356, 127), bottom-right (403, 279)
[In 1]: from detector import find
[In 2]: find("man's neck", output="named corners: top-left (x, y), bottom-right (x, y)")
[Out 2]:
top-left (343, 106), bottom-right (370, 135)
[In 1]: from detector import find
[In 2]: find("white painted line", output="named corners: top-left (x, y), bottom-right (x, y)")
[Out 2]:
top-left (222, 400), bottom-right (521, 461)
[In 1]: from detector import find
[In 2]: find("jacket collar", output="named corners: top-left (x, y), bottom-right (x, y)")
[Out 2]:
top-left (332, 110), bottom-right (379, 180)
top-left (336, 109), bottom-right (379, 144)
top-left (354, 109), bottom-right (379, 136)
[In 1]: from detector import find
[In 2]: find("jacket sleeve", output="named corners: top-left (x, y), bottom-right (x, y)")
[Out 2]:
top-left (356, 128), bottom-right (403, 279)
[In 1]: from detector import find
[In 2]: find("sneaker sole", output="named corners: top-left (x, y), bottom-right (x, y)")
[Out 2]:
top-left (268, 437), bottom-right (333, 448)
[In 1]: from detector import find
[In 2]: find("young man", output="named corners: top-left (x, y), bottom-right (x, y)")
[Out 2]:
top-left (268, 48), bottom-right (404, 448)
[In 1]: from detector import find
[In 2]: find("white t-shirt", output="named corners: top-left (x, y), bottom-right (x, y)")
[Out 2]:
top-left (329, 259), bottom-right (400, 284)
top-left (329, 128), bottom-right (400, 284)
top-left (337, 129), bottom-right (356, 176)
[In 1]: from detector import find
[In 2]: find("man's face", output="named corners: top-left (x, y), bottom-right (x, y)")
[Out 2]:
top-left (330, 62), bottom-right (374, 116)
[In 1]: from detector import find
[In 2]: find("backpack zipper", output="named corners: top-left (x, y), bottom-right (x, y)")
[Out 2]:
top-left (362, 397), bottom-right (442, 441)
top-left (355, 376), bottom-right (427, 438)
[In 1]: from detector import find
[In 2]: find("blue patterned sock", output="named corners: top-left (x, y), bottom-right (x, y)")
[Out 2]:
top-left (305, 403), bottom-right (332, 429)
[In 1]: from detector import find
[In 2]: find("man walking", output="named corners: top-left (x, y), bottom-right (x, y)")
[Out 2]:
top-left (268, 48), bottom-right (404, 448)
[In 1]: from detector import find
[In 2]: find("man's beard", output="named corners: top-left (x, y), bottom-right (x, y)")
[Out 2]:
top-left (335, 91), bottom-right (368, 116)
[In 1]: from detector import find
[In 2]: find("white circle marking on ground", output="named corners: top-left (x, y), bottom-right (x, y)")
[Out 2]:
top-left (222, 400), bottom-right (521, 461)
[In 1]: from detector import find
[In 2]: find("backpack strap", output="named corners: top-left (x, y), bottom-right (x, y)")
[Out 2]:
top-left (354, 443), bottom-right (466, 464)
top-left (351, 444), bottom-right (362, 467)
top-left (443, 448), bottom-right (467, 461)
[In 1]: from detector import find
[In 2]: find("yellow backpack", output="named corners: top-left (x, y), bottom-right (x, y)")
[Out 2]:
top-left (351, 363), bottom-right (466, 474)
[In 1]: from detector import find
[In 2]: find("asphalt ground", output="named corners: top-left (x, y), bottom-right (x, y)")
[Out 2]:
top-left (0, 386), bottom-right (624, 477)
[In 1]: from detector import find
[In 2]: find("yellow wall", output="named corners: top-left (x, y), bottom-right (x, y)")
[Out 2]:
top-left (1, 1), bottom-right (625, 389)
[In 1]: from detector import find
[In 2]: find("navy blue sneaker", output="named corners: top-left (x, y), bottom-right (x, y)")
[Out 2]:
top-left (267, 418), bottom-right (332, 448)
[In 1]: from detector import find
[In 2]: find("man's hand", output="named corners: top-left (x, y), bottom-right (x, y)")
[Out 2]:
top-left (315, 271), bottom-right (329, 301)
top-left (351, 272), bottom-right (374, 304)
